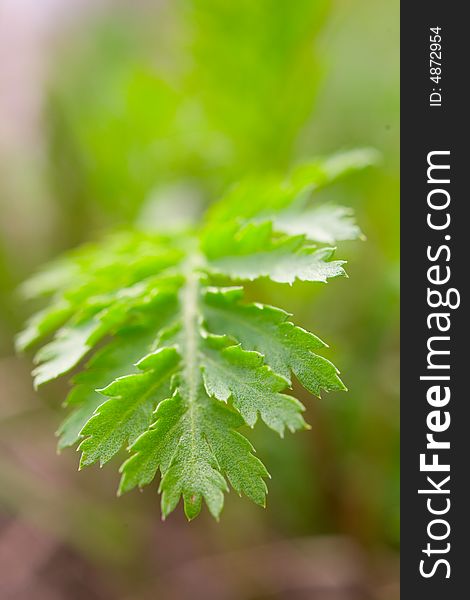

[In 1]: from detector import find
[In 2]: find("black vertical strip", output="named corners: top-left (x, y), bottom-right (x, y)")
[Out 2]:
top-left (401, 3), bottom-right (467, 597)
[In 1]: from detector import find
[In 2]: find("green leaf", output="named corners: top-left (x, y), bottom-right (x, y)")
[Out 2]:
top-left (201, 333), bottom-right (307, 435)
top-left (289, 148), bottom-right (380, 191)
top-left (119, 392), bottom-right (269, 520)
top-left (32, 320), bottom-right (100, 388)
top-left (206, 148), bottom-right (379, 226)
top-left (15, 301), bottom-right (72, 352)
top-left (203, 287), bottom-right (346, 396)
top-left (32, 280), bottom-right (180, 388)
top-left (79, 347), bottom-right (179, 467)
top-left (58, 297), bottom-right (178, 450)
top-left (117, 268), bottom-right (286, 518)
top-left (273, 204), bottom-right (364, 244)
top-left (57, 398), bottom-right (105, 451)
top-left (203, 222), bottom-right (346, 284)
top-left (17, 150), bottom-right (367, 520)
top-left (18, 260), bottom-right (79, 300)
top-left (56, 328), bottom-right (153, 450)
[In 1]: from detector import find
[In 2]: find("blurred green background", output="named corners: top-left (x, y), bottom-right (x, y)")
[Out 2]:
top-left (0, 0), bottom-right (399, 598)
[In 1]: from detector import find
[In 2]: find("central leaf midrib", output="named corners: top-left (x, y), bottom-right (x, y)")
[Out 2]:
top-left (180, 253), bottom-right (204, 476)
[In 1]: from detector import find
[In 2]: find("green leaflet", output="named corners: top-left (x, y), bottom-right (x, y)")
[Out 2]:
top-left (201, 333), bottom-right (307, 435)
top-left (57, 327), bottom-right (159, 451)
top-left (203, 221), bottom-right (346, 284)
top-left (18, 151), bottom-right (368, 520)
top-left (31, 304), bottom-right (126, 388)
top-left (120, 392), bottom-right (269, 520)
top-left (15, 301), bottom-right (72, 352)
top-left (288, 148), bottom-right (379, 190)
top-left (19, 232), bottom-right (184, 302)
top-left (31, 280), bottom-right (181, 388)
top-left (79, 347), bottom-right (179, 467)
top-left (58, 293), bottom-right (179, 450)
top-left (32, 320), bottom-right (100, 388)
top-left (202, 287), bottom-right (345, 396)
top-left (209, 244), bottom-right (345, 284)
top-left (272, 204), bottom-right (364, 245)
top-left (206, 148), bottom-right (378, 225)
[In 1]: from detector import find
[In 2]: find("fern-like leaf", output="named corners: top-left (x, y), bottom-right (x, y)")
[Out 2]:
top-left (17, 151), bottom-right (370, 520)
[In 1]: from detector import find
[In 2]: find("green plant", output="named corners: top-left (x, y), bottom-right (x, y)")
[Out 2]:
top-left (17, 149), bottom-right (375, 520)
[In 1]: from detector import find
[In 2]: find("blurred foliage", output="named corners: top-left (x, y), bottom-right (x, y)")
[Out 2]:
top-left (0, 0), bottom-right (399, 597)
top-left (47, 0), bottom-right (328, 223)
